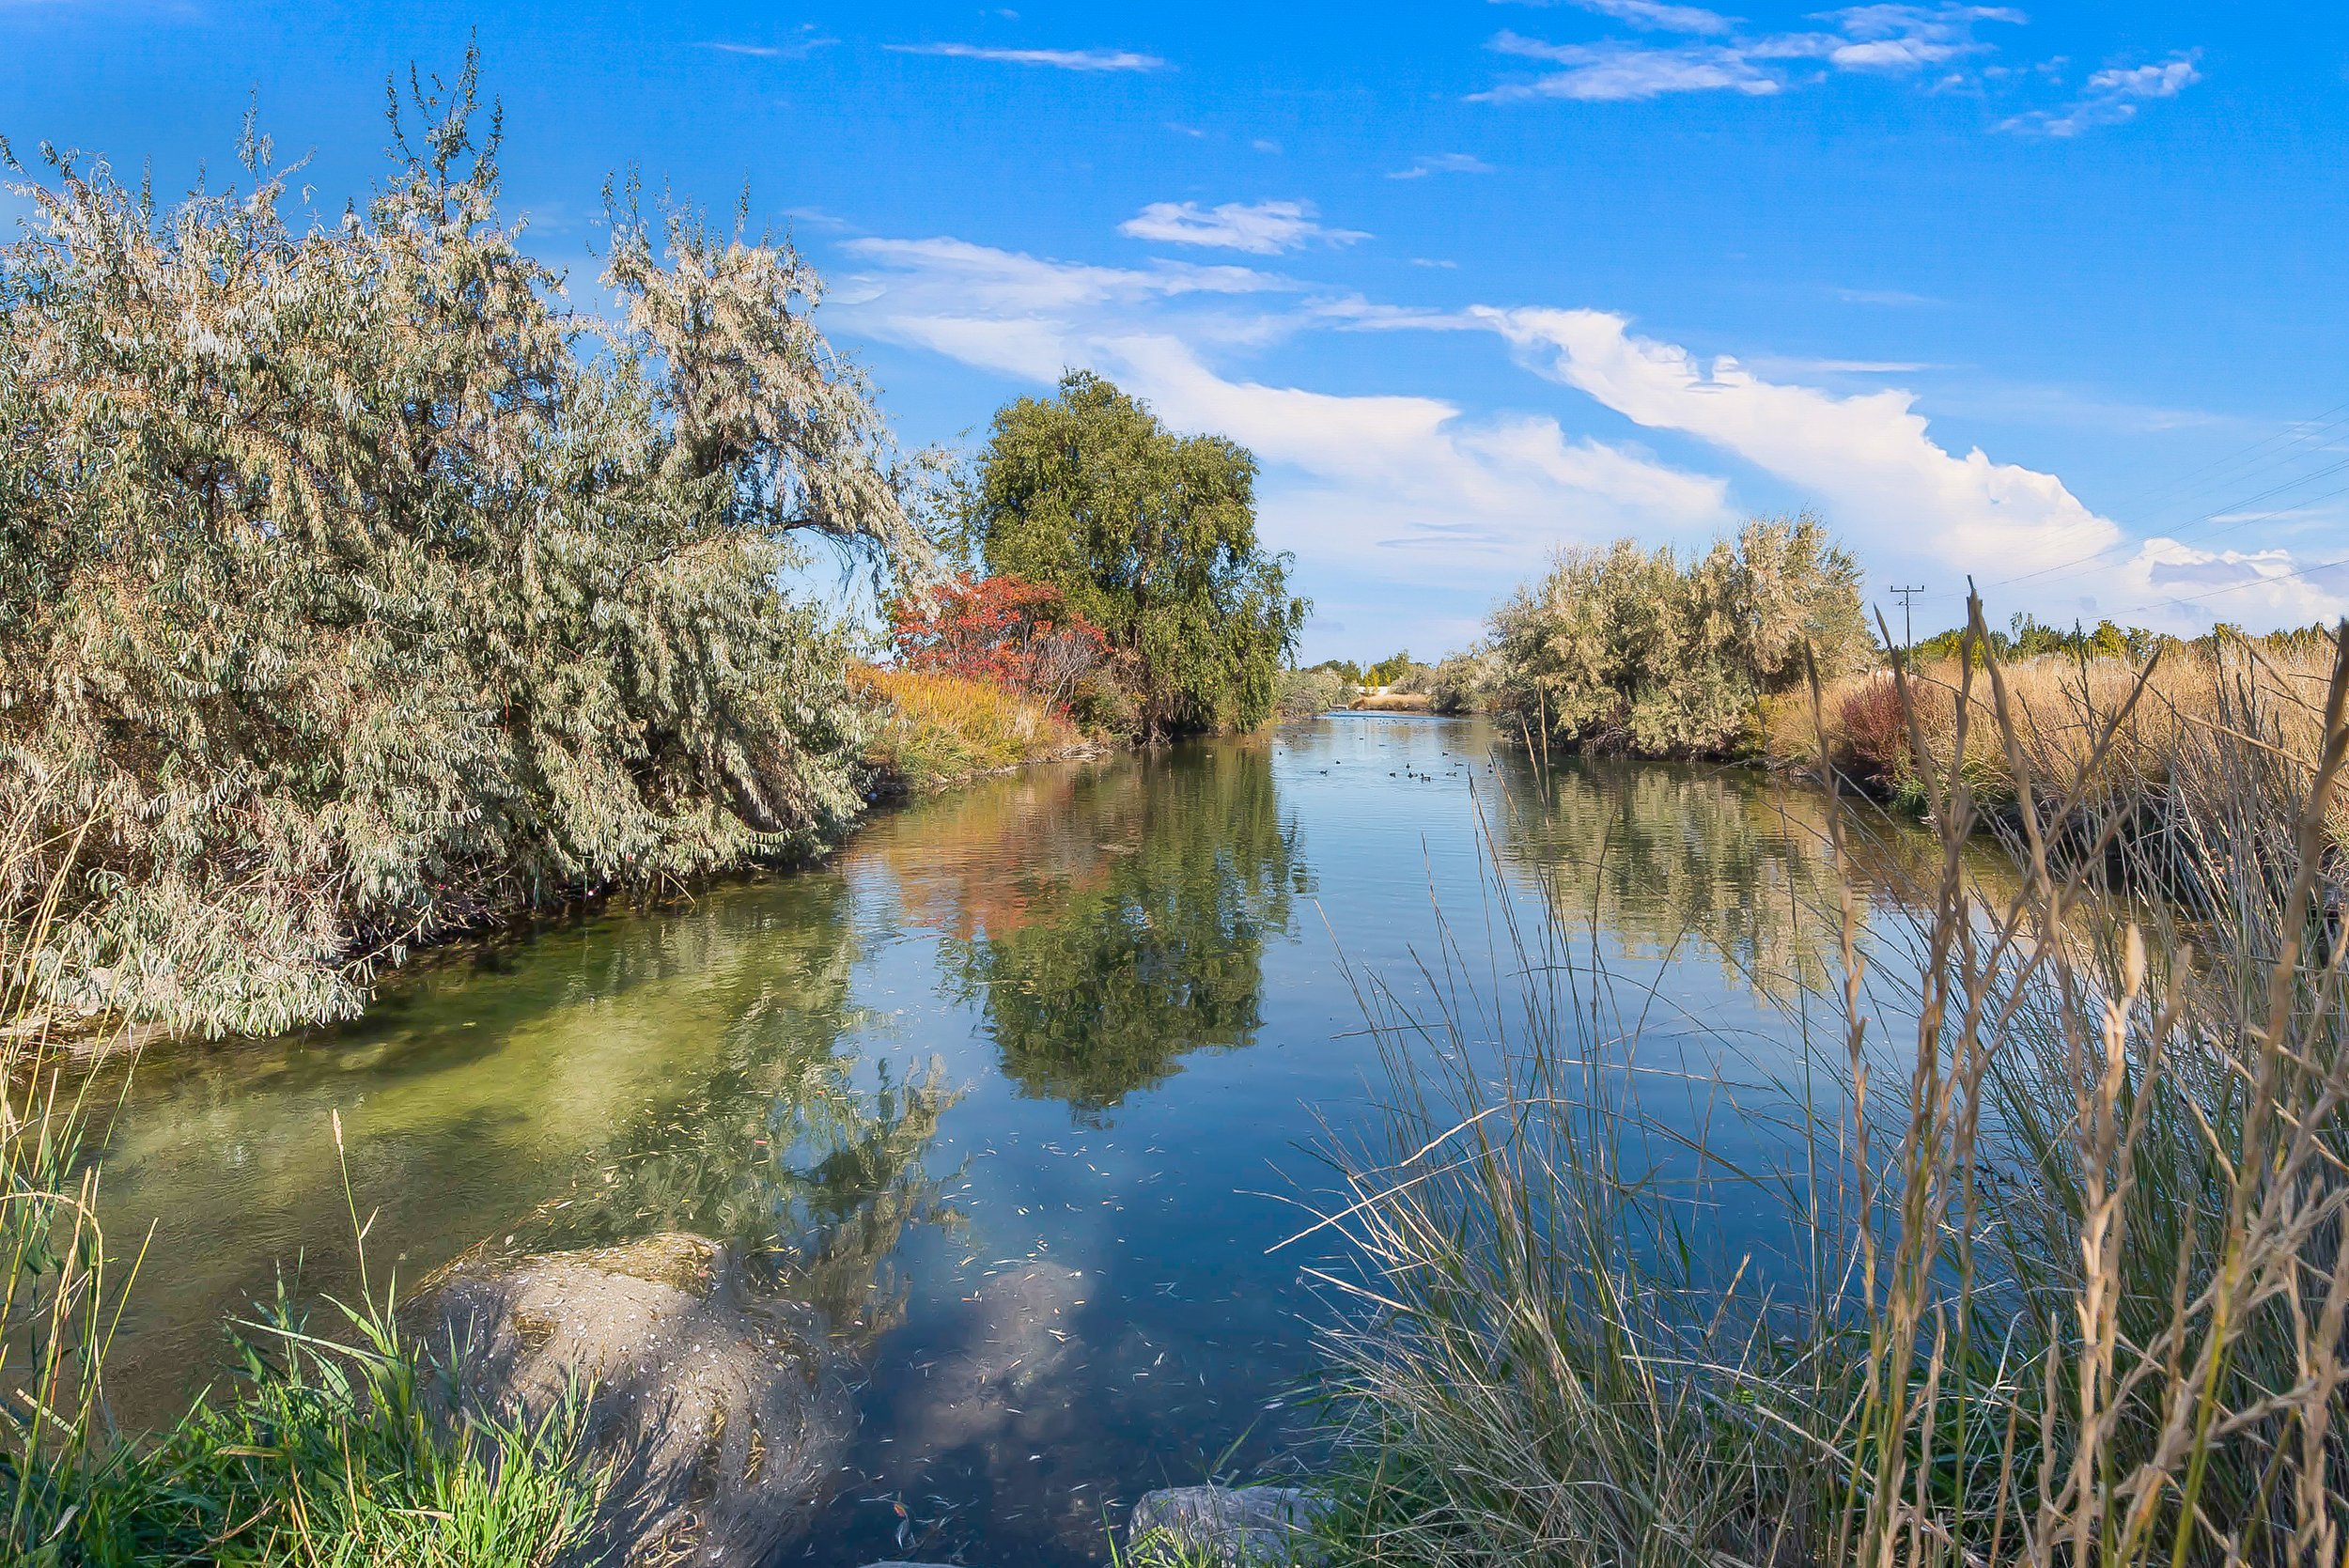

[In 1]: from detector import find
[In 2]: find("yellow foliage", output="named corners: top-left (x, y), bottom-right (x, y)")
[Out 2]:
top-left (852, 666), bottom-right (1081, 792)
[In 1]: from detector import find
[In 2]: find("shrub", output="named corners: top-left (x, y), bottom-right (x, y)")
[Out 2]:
top-left (0, 62), bottom-right (934, 1036)
top-left (854, 665), bottom-right (1078, 791)
top-left (1276, 668), bottom-right (1352, 722)
top-left (1423, 649), bottom-right (1499, 716)
top-left (1491, 513), bottom-right (1873, 758)
top-left (888, 570), bottom-right (1111, 715)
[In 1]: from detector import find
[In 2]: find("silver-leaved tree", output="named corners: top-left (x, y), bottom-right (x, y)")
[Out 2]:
top-left (0, 58), bottom-right (938, 1036)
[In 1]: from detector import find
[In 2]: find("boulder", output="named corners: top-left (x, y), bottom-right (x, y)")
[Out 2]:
top-left (427, 1231), bottom-right (851, 1567)
top-left (1128, 1484), bottom-right (1331, 1568)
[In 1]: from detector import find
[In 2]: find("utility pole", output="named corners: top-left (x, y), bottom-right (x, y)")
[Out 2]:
top-left (1890, 584), bottom-right (1926, 651)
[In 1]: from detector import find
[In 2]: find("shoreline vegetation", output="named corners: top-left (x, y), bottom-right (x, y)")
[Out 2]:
top-left (8, 52), bottom-right (2349, 1568)
top-left (1293, 598), bottom-right (2349, 1568)
top-left (0, 70), bottom-right (1300, 1048)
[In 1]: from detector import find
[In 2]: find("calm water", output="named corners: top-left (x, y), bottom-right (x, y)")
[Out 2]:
top-left (87, 715), bottom-right (1917, 1565)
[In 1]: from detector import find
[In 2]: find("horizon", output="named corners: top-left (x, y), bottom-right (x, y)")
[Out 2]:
top-left (6, 0), bottom-right (2342, 662)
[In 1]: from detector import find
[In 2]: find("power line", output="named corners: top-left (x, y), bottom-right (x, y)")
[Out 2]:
top-left (2120, 550), bottom-right (2349, 617)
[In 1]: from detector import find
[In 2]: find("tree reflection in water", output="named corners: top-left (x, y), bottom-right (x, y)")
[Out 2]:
top-left (1493, 752), bottom-right (1859, 1001)
top-left (913, 743), bottom-right (1300, 1119)
top-left (515, 915), bottom-right (967, 1342)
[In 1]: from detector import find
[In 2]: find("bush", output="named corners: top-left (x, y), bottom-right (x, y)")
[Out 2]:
top-left (888, 570), bottom-right (1111, 715)
top-left (1276, 668), bottom-right (1352, 722)
top-left (1491, 514), bottom-right (1872, 758)
top-left (0, 63), bottom-right (933, 1036)
top-left (1423, 649), bottom-right (1498, 715)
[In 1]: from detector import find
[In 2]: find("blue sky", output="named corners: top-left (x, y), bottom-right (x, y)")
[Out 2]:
top-left (6, 1), bottom-right (2344, 660)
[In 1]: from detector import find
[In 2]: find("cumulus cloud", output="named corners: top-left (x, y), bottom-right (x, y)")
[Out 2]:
top-left (885, 42), bottom-right (1166, 71)
top-left (831, 237), bottom-right (1732, 579)
top-left (1390, 152), bottom-right (1496, 179)
top-left (1999, 53), bottom-right (2201, 136)
top-left (1477, 304), bottom-right (2122, 572)
top-left (2113, 538), bottom-right (2349, 627)
top-left (1475, 4), bottom-right (2026, 103)
top-left (1118, 199), bottom-right (1369, 256)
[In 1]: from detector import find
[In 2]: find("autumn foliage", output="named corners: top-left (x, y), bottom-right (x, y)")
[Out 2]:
top-left (889, 571), bottom-right (1111, 713)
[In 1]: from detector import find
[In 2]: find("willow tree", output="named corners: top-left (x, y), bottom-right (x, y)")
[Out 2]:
top-left (1492, 513), bottom-right (1872, 757)
top-left (961, 371), bottom-right (1306, 738)
top-left (0, 61), bottom-right (937, 1036)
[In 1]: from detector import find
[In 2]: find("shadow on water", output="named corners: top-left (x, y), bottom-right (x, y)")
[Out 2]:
top-left (75, 718), bottom-right (1962, 1566)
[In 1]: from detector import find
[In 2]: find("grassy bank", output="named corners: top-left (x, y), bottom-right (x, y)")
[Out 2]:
top-left (1, 814), bottom-right (609, 1565)
top-left (853, 665), bottom-right (1093, 796)
top-left (1302, 607), bottom-right (2349, 1567)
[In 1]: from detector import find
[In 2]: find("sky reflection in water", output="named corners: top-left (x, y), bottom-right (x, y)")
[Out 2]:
top-left (87, 716), bottom-right (1913, 1566)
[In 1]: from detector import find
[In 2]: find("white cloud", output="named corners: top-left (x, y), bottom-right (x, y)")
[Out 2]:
top-left (1999, 53), bottom-right (2201, 136)
top-left (1560, 0), bottom-right (1738, 35)
top-left (885, 42), bottom-right (1166, 71)
top-left (1478, 304), bottom-right (2122, 572)
top-left (1480, 33), bottom-right (1781, 101)
top-left (832, 237), bottom-right (1733, 580)
top-left (1390, 152), bottom-right (1497, 179)
top-left (696, 27), bottom-right (835, 59)
top-left (1476, 4), bottom-right (2026, 103)
top-left (1118, 199), bottom-right (1369, 256)
top-left (2114, 538), bottom-right (2349, 628)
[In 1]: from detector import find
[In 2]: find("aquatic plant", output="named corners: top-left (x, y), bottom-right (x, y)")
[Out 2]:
top-left (1307, 598), bottom-right (2349, 1567)
top-left (0, 54), bottom-right (938, 1038)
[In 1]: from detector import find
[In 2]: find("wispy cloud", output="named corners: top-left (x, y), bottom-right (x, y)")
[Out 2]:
top-left (830, 236), bottom-right (1732, 589)
top-left (1475, 4), bottom-right (2025, 103)
top-left (1118, 199), bottom-right (1369, 256)
top-left (1500, 0), bottom-right (1740, 36)
top-left (885, 42), bottom-right (1166, 72)
top-left (1390, 152), bottom-right (1496, 179)
top-left (1834, 286), bottom-right (1944, 306)
top-left (1999, 53), bottom-right (2201, 136)
top-left (696, 27), bottom-right (836, 60)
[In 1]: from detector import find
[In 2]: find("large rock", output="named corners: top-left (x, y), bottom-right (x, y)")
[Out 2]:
top-left (427, 1232), bottom-right (851, 1567)
top-left (1128, 1485), bottom-right (1331, 1568)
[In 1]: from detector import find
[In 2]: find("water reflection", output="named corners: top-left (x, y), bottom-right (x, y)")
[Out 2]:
top-left (868, 743), bottom-right (1301, 1118)
top-left (79, 719), bottom-right (1977, 1568)
top-left (86, 873), bottom-right (953, 1420)
top-left (1488, 753), bottom-right (1848, 998)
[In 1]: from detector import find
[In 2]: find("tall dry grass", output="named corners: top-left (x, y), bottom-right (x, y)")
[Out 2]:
top-left (1766, 633), bottom-right (2349, 846)
top-left (1305, 598), bottom-right (2349, 1568)
top-left (854, 664), bottom-right (1082, 793)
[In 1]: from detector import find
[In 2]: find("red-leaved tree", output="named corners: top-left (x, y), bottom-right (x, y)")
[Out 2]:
top-left (889, 572), bottom-right (1112, 713)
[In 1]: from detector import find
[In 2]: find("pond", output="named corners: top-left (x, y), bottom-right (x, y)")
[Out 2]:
top-left (86, 714), bottom-right (1923, 1566)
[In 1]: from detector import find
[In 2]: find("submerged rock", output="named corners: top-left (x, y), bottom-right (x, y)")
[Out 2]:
top-left (427, 1232), bottom-right (852, 1567)
top-left (1128, 1484), bottom-right (1331, 1568)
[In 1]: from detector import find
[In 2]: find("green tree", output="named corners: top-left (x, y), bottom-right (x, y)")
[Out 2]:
top-left (961, 371), bottom-right (1306, 738)
top-left (0, 62), bottom-right (936, 1036)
